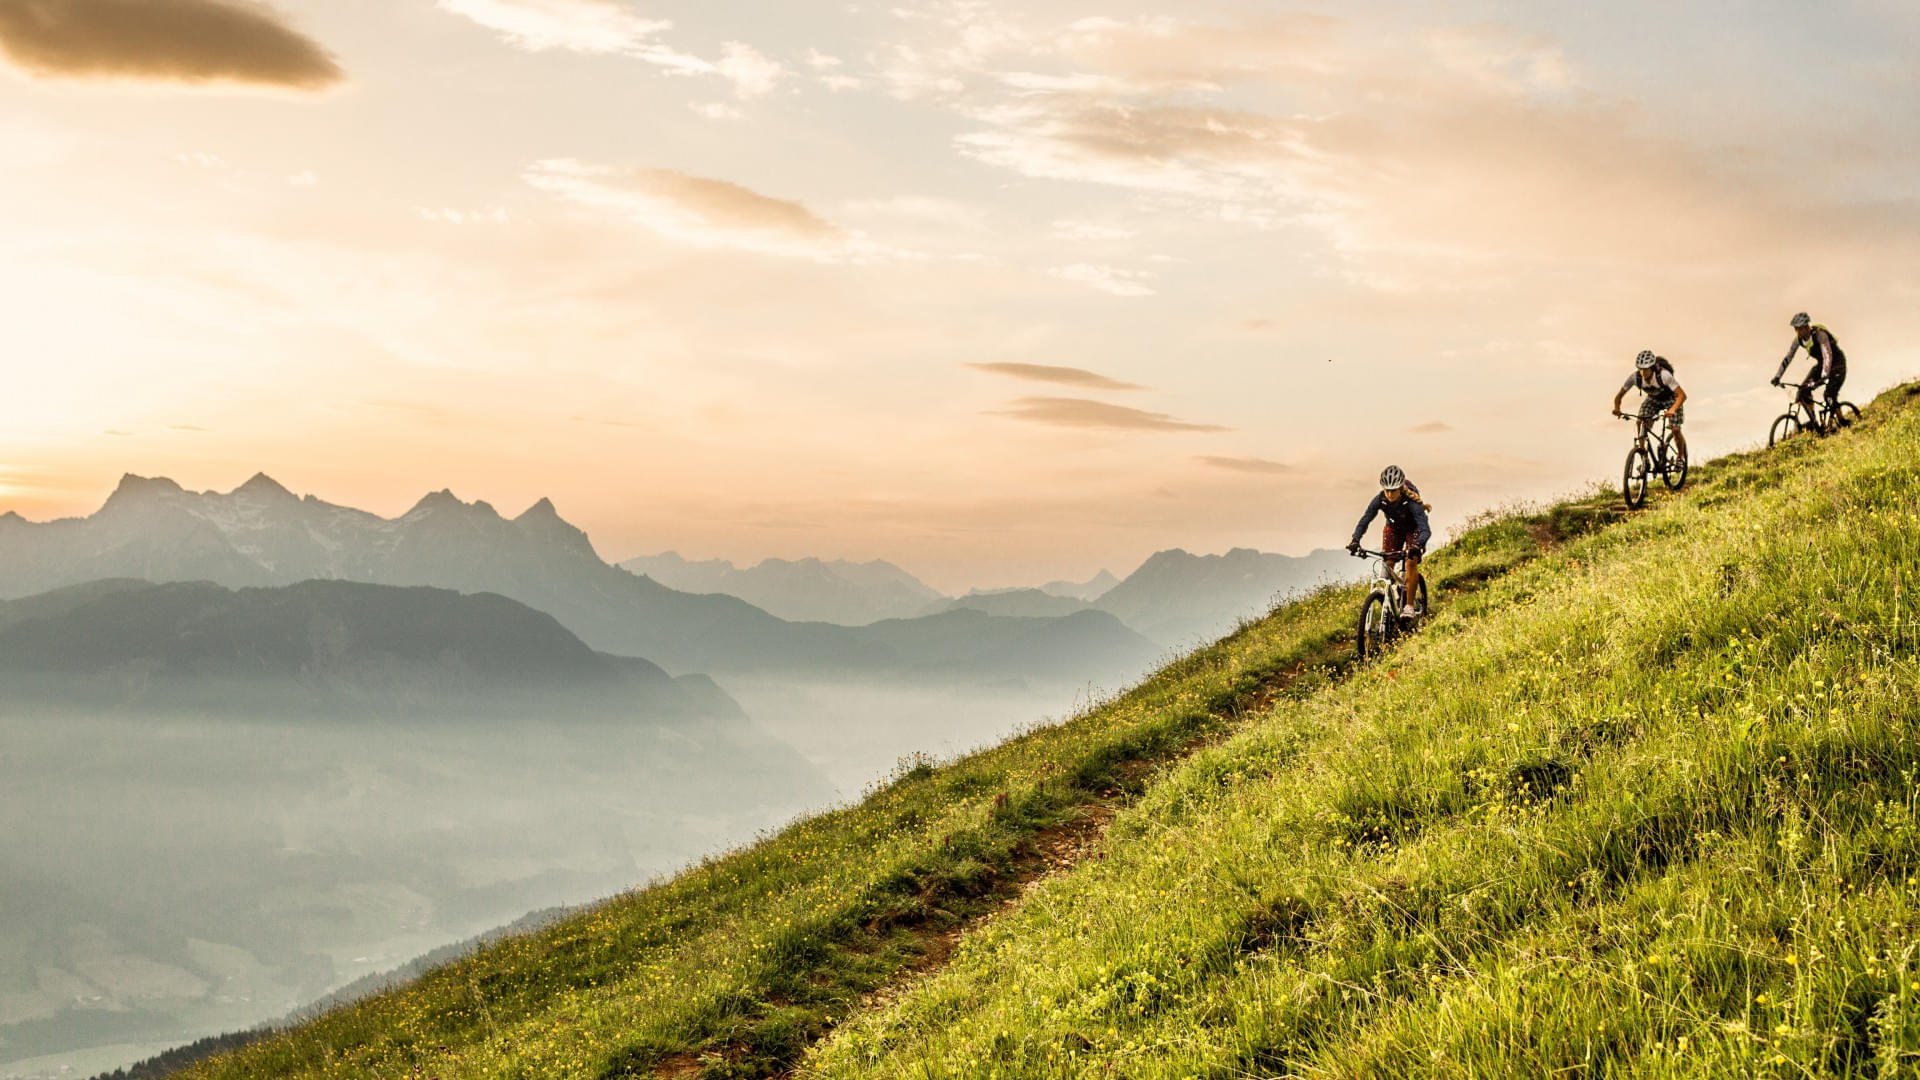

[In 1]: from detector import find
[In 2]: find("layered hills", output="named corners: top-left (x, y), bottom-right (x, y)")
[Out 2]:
top-left (626, 542), bottom-right (1361, 648)
top-left (156, 381), bottom-right (1920, 1080)
top-left (618, 553), bottom-right (943, 625)
top-left (0, 579), bottom-right (738, 719)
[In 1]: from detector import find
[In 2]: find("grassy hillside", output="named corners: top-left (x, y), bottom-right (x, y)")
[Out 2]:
top-left (808, 382), bottom-right (1920, 1079)
top-left (173, 381), bottom-right (1919, 1080)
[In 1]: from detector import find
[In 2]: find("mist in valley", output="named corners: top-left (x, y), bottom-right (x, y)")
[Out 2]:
top-left (0, 665), bottom-right (1144, 1080)
top-left (0, 706), bottom-right (830, 1079)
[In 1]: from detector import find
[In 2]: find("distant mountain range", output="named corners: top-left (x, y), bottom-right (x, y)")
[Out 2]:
top-left (1038, 570), bottom-right (1120, 602)
top-left (940, 588), bottom-right (1095, 620)
top-left (620, 552), bottom-right (942, 625)
top-left (1091, 547), bottom-right (1360, 645)
top-left (0, 579), bottom-right (740, 719)
top-left (623, 544), bottom-right (1357, 648)
top-left (0, 476), bottom-right (1157, 685)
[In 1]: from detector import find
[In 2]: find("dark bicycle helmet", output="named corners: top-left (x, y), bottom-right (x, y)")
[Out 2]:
top-left (1791, 312), bottom-right (1811, 329)
top-left (1379, 465), bottom-right (1406, 491)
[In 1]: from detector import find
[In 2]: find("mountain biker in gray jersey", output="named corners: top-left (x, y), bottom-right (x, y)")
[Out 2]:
top-left (1612, 350), bottom-right (1689, 463)
top-left (1348, 466), bottom-right (1431, 619)
top-left (1772, 313), bottom-right (1849, 430)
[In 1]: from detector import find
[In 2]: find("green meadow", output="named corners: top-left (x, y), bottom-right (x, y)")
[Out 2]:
top-left (180, 382), bottom-right (1920, 1079)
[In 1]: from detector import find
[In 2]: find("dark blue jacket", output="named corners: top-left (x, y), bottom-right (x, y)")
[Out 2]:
top-left (1351, 493), bottom-right (1431, 549)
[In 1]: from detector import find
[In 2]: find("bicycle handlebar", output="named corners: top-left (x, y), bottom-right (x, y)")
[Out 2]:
top-left (1350, 548), bottom-right (1409, 561)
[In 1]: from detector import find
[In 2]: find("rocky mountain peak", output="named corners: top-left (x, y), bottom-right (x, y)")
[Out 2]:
top-left (234, 473), bottom-right (297, 501)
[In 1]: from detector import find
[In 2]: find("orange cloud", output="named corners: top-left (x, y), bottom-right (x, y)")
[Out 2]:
top-left (0, 0), bottom-right (343, 90)
top-left (993, 397), bottom-right (1228, 433)
top-left (1198, 455), bottom-right (1291, 474)
top-left (966, 363), bottom-right (1142, 391)
top-left (524, 159), bottom-right (854, 259)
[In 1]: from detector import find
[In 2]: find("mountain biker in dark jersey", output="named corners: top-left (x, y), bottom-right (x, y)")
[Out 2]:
top-left (1348, 465), bottom-right (1431, 619)
top-left (1771, 312), bottom-right (1849, 430)
top-left (1612, 350), bottom-right (1689, 462)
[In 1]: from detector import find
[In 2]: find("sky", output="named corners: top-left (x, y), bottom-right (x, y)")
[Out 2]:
top-left (2, 0), bottom-right (1918, 592)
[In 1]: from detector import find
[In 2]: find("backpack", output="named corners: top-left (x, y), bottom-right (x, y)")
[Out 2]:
top-left (1637, 357), bottom-right (1677, 394)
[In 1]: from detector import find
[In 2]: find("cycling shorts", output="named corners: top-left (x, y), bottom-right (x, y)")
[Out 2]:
top-left (1638, 398), bottom-right (1684, 428)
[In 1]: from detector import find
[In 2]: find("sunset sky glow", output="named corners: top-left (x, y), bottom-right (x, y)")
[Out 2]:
top-left (4, 0), bottom-right (1919, 590)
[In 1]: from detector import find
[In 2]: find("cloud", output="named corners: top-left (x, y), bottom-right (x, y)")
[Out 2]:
top-left (439, 1), bottom-right (782, 97)
top-left (1197, 455), bottom-right (1292, 474)
top-left (966, 362), bottom-right (1142, 391)
top-left (993, 396), bottom-right (1227, 433)
top-left (437, 0), bottom-right (668, 54)
top-left (0, 0), bottom-right (344, 90)
top-left (524, 158), bottom-right (853, 259)
top-left (689, 100), bottom-right (742, 120)
top-left (1050, 263), bottom-right (1154, 296)
top-left (1409, 421), bottom-right (1452, 434)
top-left (715, 41), bottom-right (782, 98)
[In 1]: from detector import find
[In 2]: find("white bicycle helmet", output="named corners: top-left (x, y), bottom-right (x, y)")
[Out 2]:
top-left (1791, 312), bottom-right (1811, 329)
top-left (1635, 350), bottom-right (1658, 370)
top-left (1379, 465), bottom-right (1406, 491)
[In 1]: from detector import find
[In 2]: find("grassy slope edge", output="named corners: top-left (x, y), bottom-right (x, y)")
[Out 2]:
top-left (804, 380), bottom-right (1920, 1079)
top-left (173, 383), bottom-right (1916, 1080)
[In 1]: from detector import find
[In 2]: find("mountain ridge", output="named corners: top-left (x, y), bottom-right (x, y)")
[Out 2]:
top-left (0, 578), bottom-right (742, 720)
top-left (0, 476), bottom-right (1156, 685)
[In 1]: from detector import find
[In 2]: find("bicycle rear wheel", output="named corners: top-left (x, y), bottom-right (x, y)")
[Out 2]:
top-left (1837, 402), bottom-right (1861, 428)
top-left (1356, 593), bottom-right (1389, 661)
top-left (1661, 442), bottom-right (1688, 490)
top-left (1769, 413), bottom-right (1799, 448)
top-left (1622, 447), bottom-right (1650, 509)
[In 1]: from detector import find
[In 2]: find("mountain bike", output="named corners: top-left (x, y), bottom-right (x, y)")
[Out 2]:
top-left (1769, 381), bottom-right (1860, 446)
top-left (1618, 412), bottom-right (1687, 510)
top-left (1351, 548), bottom-right (1428, 662)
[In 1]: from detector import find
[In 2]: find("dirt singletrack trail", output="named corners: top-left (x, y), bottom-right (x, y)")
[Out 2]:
top-left (648, 498), bottom-right (1628, 1079)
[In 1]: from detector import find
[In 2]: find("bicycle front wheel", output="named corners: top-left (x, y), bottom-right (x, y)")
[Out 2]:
top-left (1769, 414), bottom-right (1799, 448)
top-left (1356, 593), bottom-right (1389, 662)
top-left (1661, 442), bottom-right (1688, 491)
top-left (1622, 447), bottom-right (1650, 509)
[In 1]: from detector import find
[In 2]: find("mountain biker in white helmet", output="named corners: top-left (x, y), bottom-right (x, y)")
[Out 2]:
top-left (1348, 466), bottom-right (1431, 620)
top-left (1612, 350), bottom-right (1689, 463)
top-left (1772, 313), bottom-right (1849, 432)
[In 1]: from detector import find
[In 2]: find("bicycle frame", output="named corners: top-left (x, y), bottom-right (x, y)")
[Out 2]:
top-left (1623, 412), bottom-right (1676, 461)
top-left (1780, 382), bottom-right (1837, 429)
top-left (1355, 549), bottom-right (1408, 608)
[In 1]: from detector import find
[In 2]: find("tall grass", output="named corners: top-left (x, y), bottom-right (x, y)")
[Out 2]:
top-left (172, 385), bottom-right (1920, 1080)
top-left (803, 383), bottom-right (1920, 1078)
top-left (178, 495), bottom-right (1566, 1080)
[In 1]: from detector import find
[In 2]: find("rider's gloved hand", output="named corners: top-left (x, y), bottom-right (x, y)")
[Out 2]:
top-left (1770, 377), bottom-right (1781, 387)
top-left (1346, 540), bottom-right (1360, 555)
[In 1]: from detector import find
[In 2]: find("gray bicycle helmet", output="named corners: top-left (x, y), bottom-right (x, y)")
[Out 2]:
top-left (1791, 312), bottom-right (1811, 329)
top-left (1635, 350), bottom-right (1658, 370)
top-left (1379, 465), bottom-right (1406, 491)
